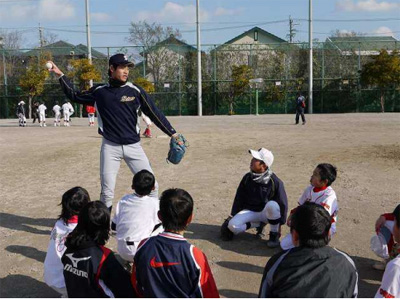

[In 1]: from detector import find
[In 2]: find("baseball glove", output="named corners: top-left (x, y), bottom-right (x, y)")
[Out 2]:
top-left (220, 216), bottom-right (234, 241)
top-left (167, 134), bottom-right (188, 164)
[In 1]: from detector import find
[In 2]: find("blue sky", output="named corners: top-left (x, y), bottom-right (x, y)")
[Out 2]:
top-left (0, 0), bottom-right (399, 49)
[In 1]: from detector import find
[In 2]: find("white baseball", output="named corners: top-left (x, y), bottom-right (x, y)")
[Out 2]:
top-left (46, 62), bottom-right (53, 70)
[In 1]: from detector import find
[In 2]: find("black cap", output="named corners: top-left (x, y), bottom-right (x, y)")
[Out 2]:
top-left (109, 54), bottom-right (134, 67)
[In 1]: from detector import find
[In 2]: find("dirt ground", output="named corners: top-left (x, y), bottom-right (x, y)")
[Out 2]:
top-left (0, 113), bottom-right (399, 298)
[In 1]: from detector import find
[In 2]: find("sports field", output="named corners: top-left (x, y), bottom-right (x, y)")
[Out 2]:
top-left (0, 113), bottom-right (399, 297)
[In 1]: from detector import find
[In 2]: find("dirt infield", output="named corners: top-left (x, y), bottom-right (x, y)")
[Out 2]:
top-left (1, 113), bottom-right (399, 297)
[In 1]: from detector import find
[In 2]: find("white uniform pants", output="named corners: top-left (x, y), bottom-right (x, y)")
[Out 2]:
top-left (18, 113), bottom-right (26, 125)
top-left (54, 113), bottom-right (60, 123)
top-left (39, 112), bottom-right (46, 122)
top-left (63, 112), bottom-right (70, 122)
top-left (100, 138), bottom-right (158, 208)
top-left (228, 201), bottom-right (281, 234)
top-left (88, 113), bottom-right (95, 123)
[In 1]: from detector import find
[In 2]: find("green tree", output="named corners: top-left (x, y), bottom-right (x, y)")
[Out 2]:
top-left (67, 58), bottom-right (102, 117)
top-left (19, 52), bottom-right (51, 118)
top-left (361, 50), bottom-right (400, 112)
top-left (134, 77), bottom-right (155, 93)
top-left (225, 65), bottom-right (252, 115)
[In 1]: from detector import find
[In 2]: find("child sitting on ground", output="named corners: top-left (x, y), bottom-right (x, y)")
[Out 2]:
top-left (111, 170), bottom-right (162, 262)
top-left (44, 186), bottom-right (90, 297)
top-left (62, 201), bottom-right (135, 297)
top-left (375, 204), bottom-right (400, 298)
top-left (132, 188), bottom-right (220, 298)
top-left (371, 204), bottom-right (400, 270)
top-left (281, 163), bottom-right (338, 250)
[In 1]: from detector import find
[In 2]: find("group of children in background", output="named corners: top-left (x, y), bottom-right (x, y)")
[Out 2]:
top-left (43, 156), bottom-right (399, 298)
top-left (16, 101), bottom-right (154, 136)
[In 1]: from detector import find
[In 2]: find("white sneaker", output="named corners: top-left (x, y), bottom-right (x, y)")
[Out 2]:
top-left (43, 124), bottom-right (47, 127)
top-left (54, 123), bottom-right (57, 127)
top-left (373, 260), bottom-right (387, 271)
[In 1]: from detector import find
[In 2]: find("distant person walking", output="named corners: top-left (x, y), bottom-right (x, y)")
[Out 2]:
top-left (295, 92), bottom-right (306, 125)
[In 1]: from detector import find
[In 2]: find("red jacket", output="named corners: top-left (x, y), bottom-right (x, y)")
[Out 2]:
top-left (86, 105), bottom-right (96, 114)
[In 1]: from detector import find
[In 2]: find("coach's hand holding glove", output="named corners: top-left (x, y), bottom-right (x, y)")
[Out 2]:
top-left (167, 133), bottom-right (188, 164)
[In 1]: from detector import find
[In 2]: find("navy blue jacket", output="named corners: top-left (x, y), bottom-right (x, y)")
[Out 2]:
top-left (230, 173), bottom-right (288, 225)
top-left (132, 232), bottom-right (219, 298)
top-left (59, 75), bottom-right (176, 145)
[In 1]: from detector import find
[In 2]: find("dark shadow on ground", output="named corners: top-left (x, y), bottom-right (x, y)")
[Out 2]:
top-left (186, 222), bottom-right (280, 257)
top-left (0, 213), bottom-right (54, 235)
top-left (352, 255), bottom-right (383, 298)
top-left (219, 289), bottom-right (257, 298)
top-left (217, 261), bottom-right (264, 274)
top-left (0, 275), bottom-right (58, 298)
top-left (5, 245), bottom-right (46, 263)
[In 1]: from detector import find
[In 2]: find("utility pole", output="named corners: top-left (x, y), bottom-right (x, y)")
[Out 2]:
top-left (39, 24), bottom-right (44, 47)
top-left (288, 15), bottom-right (298, 43)
top-left (308, 0), bottom-right (313, 114)
top-left (85, 0), bottom-right (93, 88)
top-left (196, 0), bottom-right (202, 116)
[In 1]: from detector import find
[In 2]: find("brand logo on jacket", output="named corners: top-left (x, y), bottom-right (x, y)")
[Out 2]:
top-left (150, 256), bottom-right (181, 268)
top-left (120, 96), bottom-right (135, 102)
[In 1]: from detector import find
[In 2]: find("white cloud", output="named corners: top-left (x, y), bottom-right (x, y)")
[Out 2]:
top-left (38, 0), bottom-right (75, 21)
top-left (137, 2), bottom-right (209, 24)
top-left (372, 26), bottom-right (395, 36)
top-left (214, 7), bottom-right (244, 17)
top-left (0, 4), bottom-right (36, 20)
top-left (91, 12), bottom-right (112, 22)
top-left (336, 0), bottom-right (400, 12)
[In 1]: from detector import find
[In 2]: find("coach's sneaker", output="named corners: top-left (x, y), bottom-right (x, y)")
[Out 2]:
top-left (256, 222), bottom-right (267, 239)
top-left (220, 216), bottom-right (234, 241)
top-left (267, 232), bottom-right (281, 248)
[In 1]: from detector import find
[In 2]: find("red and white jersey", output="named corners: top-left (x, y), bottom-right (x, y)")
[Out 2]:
top-left (38, 104), bottom-right (47, 114)
top-left (375, 256), bottom-right (400, 298)
top-left (44, 216), bottom-right (78, 289)
top-left (298, 185), bottom-right (338, 233)
top-left (53, 105), bottom-right (61, 115)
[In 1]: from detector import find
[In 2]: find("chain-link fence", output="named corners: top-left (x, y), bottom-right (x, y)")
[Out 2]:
top-left (0, 40), bottom-right (398, 118)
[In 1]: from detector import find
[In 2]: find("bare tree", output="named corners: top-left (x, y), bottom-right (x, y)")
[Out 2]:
top-left (0, 30), bottom-right (25, 81)
top-left (43, 31), bottom-right (59, 46)
top-left (127, 21), bottom-right (183, 89)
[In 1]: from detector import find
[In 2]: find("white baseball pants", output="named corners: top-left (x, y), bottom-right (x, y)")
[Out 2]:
top-left (88, 113), bottom-right (95, 123)
top-left (228, 201), bottom-right (281, 234)
top-left (100, 138), bottom-right (158, 208)
top-left (39, 112), bottom-right (46, 122)
top-left (63, 112), bottom-right (70, 122)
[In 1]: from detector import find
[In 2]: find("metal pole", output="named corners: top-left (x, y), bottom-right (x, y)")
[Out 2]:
top-left (85, 0), bottom-right (93, 87)
top-left (308, 0), bottom-right (313, 114)
top-left (2, 48), bottom-right (8, 118)
top-left (256, 88), bottom-right (259, 116)
top-left (196, 0), bottom-right (202, 116)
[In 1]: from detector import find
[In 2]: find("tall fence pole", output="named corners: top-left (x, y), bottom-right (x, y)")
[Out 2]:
top-left (196, 0), bottom-right (202, 116)
top-left (85, 0), bottom-right (93, 88)
top-left (308, 0), bottom-right (313, 114)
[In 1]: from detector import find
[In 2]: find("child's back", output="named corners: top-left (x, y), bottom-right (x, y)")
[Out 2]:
top-left (113, 193), bottom-right (160, 261)
top-left (132, 188), bottom-right (219, 298)
top-left (133, 232), bottom-right (217, 298)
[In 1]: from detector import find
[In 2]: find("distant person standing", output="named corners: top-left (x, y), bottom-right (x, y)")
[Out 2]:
top-left (62, 101), bottom-right (72, 127)
top-left (38, 102), bottom-right (47, 127)
top-left (32, 101), bottom-right (40, 124)
top-left (53, 101), bottom-right (61, 127)
top-left (16, 101), bottom-right (27, 127)
top-left (86, 104), bottom-right (96, 127)
top-left (295, 92), bottom-right (306, 125)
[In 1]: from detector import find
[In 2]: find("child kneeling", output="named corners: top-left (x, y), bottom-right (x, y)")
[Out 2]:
top-left (281, 163), bottom-right (338, 250)
top-left (132, 188), bottom-right (219, 298)
top-left (44, 187), bottom-right (90, 297)
top-left (62, 201), bottom-right (135, 297)
top-left (111, 170), bottom-right (162, 262)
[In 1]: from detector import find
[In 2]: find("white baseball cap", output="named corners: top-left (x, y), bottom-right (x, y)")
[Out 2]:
top-left (249, 148), bottom-right (274, 167)
top-left (19, 101), bottom-right (25, 105)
